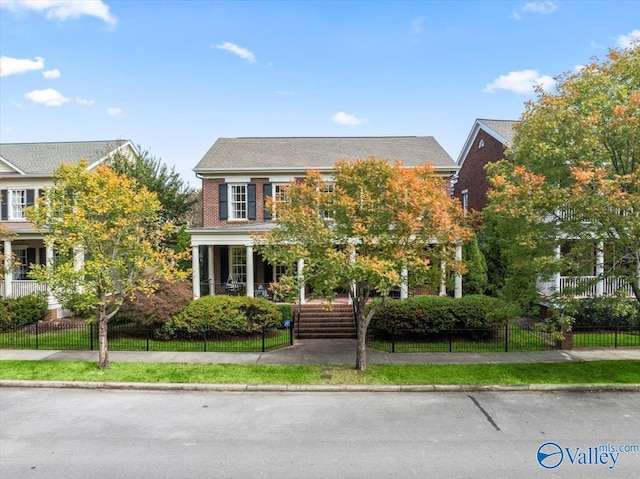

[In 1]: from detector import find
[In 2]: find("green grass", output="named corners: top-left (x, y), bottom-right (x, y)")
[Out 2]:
top-left (1, 360), bottom-right (638, 385)
top-left (0, 328), bottom-right (292, 352)
top-left (573, 331), bottom-right (640, 348)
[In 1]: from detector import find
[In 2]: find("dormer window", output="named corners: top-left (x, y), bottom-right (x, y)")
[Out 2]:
top-left (478, 139), bottom-right (485, 149)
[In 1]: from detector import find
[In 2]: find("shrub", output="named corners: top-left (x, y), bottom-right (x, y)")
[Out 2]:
top-left (162, 295), bottom-right (280, 338)
top-left (114, 280), bottom-right (193, 327)
top-left (462, 235), bottom-right (488, 295)
top-left (369, 295), bottom-right (516, 338)
top-left (0, 294), bottom-right (48, 331)
top-left (276, 304), bottom-right (293, 326)
top-left (567, 297), bottom-right (639, 329)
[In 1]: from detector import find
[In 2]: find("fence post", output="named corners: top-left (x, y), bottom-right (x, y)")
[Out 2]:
top-left (614, 324), bottom-right (618, 349)
top-left (203, 330), bottom-right (207, 352)
top-left (391, 329), bottom-right (395, 354)
top-left (90, 323), bottom-right (93, 351)
top-left (35, 321), bottom-right (39, 350)
top-left (449, 328), bottom-right (452, 353)
top-left (505, 324), bottom-right (509, 353)
top-left (146, 329), bottom-right (150, 352)
top-left (262, 325), bottom-right (266, 352)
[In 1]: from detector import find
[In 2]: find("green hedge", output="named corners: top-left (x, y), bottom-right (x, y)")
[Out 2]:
top-left (0, 294), bottom-right (49, 332)
top-left (369, 295), bottom-right (517, 338)
top-left (567, 297), bottom-right (639, 329)
top-left (162, 295), bottom-right (281, 338)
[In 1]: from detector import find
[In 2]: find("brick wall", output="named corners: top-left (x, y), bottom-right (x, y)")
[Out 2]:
top-left (454, 131), bottom-right (507, 213)
top-left (202, 177), bottom-right (272, 227)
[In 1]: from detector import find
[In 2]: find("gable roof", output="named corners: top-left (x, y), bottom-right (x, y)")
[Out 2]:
top-left (194, 136), bottom-right (457, 175)
top-left (0, 140), bottom-right (135, 176)
top-left (456, 119), bottom-right (520, 166)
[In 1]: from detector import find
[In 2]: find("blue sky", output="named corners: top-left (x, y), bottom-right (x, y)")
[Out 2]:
top-left (1, 0), bottom-right (638, 187)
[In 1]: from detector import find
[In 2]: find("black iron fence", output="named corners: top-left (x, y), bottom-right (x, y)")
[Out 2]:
top-left (0, 321), bottom-right (294, 352)
top-left (366, 324), bottom-right (640, 353)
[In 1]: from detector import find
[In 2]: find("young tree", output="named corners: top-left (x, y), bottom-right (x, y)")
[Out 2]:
top-left (485, 44), bottom-right (640, 305)
top-left (256, 158), bottom-right (469, 370)
top-left (110, 147), bottom-right (196, 225)
top-left (26, 162), bottom-right (188, 368)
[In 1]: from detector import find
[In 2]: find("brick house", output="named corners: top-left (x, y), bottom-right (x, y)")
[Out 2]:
top-left (0, 140), bottom-right (138, 317)
top-left (188, 136), bottom-right (462, 304)
top-left (452, 119), bottom-right (518, 214)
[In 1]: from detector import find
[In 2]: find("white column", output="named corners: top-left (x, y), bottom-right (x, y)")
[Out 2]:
top-left (3, 239), bottom-right (12, 297)
top-left (246, 245), bottom-right (254, 297)
top-left (553, 244), bottom-right (561, 295)
top-left (400, 266), bottom-right (408, 300)
top-left (595, 241), bottom-right (604, 296)
top-left (454, 245), bottom-right (463, 299)
top-left (439, 260), bottom-right (447, 297)
top-left (297, 258), bottom-right (305, 305)
top-left (192, 245), bottom-right (200, 299)
top-left (46, 245), bottom-right (56, 308)
top-left (207, 245), bottom-right (215, 296)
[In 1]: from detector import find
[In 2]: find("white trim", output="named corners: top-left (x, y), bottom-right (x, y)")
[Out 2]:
top-left (456, 119), bottom-right (512, 169)
top-left (0, 156), bottom-right (26, 175)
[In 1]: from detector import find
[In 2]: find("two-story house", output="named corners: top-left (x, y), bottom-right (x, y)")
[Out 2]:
top-left (188, 136), bottom-right (462, 304)
top-left (0, 140), bottom-right (138, 318)
top-left (454, 118), bottom-right (633, 300)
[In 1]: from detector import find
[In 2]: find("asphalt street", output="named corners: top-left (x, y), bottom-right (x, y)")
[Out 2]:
top-left (1, 388), bottom-right (639, 479)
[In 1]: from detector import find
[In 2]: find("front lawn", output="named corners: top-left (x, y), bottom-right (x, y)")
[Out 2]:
top-left (1, 360), bottom-right (638, 385)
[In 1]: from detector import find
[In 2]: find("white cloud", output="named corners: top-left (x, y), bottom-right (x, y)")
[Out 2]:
top-left (0, 0), bottom-right (117, 26)
top-left (484, 69), bottom-right (555, 94)
top-left (106, 107), bottom-right (122, 116)
top-left (214, 42), bottom-right (256, 63)
top-left (43, 68), bottom-right (61, 79)
top-left (332, 111), bottom-right (366, 126)
top-left (25, 88), bottom-right (70, 106)
top-left (617, 29), bottom-right (640, 48)
top-left (76, 97), bottom-right (95, 106)
top-left (0, 55), bottom-right (44, 77)
top-left (512, 1), bottom-right (559, 20)
top-left (411, 17), bottom-right (424, 35)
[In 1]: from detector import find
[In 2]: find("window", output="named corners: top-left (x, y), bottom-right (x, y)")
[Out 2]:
top-left (461, 190), bottom-right (469, 216)
top-left (320, 183), bottom-right (334, 220)
top-left (230, 247), bottom-right (247, 283)
top-left (270, 184), bottom-right (289, 219)
top-left (478, 139), bottom-right (485, 149)
top-left (13, 249), bottom-right (28, 280)
top-left (10, 190), bottom-right (26, 219)
top-left (229, 184), bottom-right (247, 220)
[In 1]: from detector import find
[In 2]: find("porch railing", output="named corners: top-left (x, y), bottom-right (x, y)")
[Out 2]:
top-left (559, 276), bottom-right (633, 298)
top-left (199, 282), bottom-right (281, 301)
top-left (0, 280), bottom-right (48, 298)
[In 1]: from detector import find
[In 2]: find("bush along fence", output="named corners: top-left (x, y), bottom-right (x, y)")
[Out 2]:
top-left (0, 321), bottom-right (294, 353)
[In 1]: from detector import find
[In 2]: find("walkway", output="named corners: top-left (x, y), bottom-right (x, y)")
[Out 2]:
top-left (1, 339), bottom-right (639, 365)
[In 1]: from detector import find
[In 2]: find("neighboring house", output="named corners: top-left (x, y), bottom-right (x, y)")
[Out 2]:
top-left (188, 136), bottom-right (461, 303)
top-left (454, 118), bottom-right (633, 300)
top-left (453, 118), bottom-right (519, 214)
top-left (0, 140), bottom-right (138, 318)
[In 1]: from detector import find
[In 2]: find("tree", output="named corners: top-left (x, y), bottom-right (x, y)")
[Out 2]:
top-left (110, 147), bottom-right (196, 225)
top-left (256, 158), bottom-right (469, 370)
top-left (0, 194), bottom-right (16, 276)
top-left (462, 234), bottom-right (488, 295)
top-left (485, 44), bottom-right (640, 305)
top-left (26, 162), bottom-right (188, 368)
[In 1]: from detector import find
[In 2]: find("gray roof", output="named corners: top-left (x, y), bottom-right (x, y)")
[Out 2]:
top-left (0, 140), bottom-right (132, 175)
top-left (477, 119), bottom-right (519, 146)
top-left (194, 137), bottom-right (456, 173)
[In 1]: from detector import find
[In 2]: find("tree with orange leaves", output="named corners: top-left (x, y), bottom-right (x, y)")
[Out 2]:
top-left (256, 157), bottom-right (469, 370)
top-left (485, 44), bottom-right (640, 306)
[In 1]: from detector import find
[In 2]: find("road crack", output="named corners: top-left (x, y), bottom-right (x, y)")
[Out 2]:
top-left (468, 395), bottom-right (501, 431)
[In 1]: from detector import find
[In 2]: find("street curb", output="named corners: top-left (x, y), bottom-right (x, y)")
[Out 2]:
top-left (1, 380), bottom-right (639, 393)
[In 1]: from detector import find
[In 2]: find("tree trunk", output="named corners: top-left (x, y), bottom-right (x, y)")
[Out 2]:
top-left (355, 302), bottom-right (371, 371)
top-left (97, 291), bottom-right (110, 369)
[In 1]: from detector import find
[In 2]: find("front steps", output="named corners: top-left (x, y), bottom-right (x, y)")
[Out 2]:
top-left (296, 303), bottom-right (356, 339)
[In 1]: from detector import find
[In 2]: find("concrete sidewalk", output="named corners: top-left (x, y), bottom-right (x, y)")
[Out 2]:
top-left (1, 339), bottom-right (639, 365)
